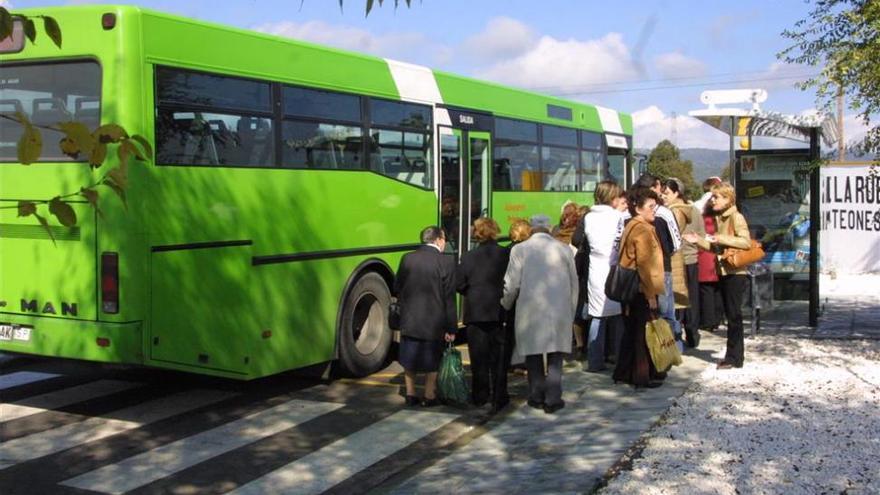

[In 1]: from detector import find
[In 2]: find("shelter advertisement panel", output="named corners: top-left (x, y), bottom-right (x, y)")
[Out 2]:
top-left (820, 165), bottom-right (880, 274)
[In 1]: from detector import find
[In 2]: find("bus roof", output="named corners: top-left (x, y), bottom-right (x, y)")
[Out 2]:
top-left (10, 4), bottom-right (632, 136)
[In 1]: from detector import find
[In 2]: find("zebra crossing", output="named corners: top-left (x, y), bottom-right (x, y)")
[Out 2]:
top-left (0, 365), bottom-right (463, 494)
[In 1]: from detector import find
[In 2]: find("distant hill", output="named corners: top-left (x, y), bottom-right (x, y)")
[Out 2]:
top-left (636, 148), bottom-right (729, 181)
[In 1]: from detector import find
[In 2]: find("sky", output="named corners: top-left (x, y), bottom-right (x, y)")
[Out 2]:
top-left (4, 0), bottom-right (870, 150)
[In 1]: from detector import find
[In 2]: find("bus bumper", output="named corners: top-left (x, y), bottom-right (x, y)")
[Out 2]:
top-left (0, 315), bottom-right (143, 364)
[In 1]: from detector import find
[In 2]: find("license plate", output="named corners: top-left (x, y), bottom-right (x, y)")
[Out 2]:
top-left (0, 324), bottom-right (32, 342)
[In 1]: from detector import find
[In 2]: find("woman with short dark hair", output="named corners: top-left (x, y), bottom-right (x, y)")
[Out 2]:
top-left (613, 187), bottom-right (666, 388)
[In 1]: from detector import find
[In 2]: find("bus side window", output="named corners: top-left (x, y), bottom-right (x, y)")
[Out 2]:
top-left (74, 97), bottom-right (101, 129)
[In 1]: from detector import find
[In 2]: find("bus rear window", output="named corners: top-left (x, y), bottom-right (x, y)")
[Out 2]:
top-left (0, 61), bottom-right (102, 162)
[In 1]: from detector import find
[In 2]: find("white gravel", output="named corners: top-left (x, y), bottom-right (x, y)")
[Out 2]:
top-left (600, 336), bottom-right (880, 495)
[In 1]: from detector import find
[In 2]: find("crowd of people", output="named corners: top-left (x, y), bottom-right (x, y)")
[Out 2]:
top-left (393, 174), bottom-right (753, 413)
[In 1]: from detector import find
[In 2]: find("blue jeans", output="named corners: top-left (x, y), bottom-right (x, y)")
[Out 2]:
top-left (660, 272), bottom-right (684, 353)
top-left (587, 316), bottom-right (623, 371)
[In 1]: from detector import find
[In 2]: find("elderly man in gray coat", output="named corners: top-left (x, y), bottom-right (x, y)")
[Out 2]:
top-left (501, 214), bottom-right (579, 414)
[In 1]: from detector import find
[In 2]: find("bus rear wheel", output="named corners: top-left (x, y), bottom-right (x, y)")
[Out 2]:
top-left (337, 272), bottom-right (393, 377)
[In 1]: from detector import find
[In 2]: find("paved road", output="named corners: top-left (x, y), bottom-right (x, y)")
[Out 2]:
top-left (0, 336), bottom-right (725, 495)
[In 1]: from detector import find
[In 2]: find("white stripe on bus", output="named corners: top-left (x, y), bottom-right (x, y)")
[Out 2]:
top-left (1, 380), bottom-right (141, 423)
top-left (0, 389), bottom-right (234, 470)
top-left (60, 399), bottom-right (344, 495)
top-left (0, 371), bottom-right (61, 391)
top-left (229, 409), bottom-right (458, 495)
top-left (596, 105), bottom-right (624, 135)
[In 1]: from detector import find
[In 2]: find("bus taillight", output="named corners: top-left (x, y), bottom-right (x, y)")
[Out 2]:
top-left (101, 252), bottom-right (119, 314)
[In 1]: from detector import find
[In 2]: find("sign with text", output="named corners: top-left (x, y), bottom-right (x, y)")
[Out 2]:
top-left (820, 165), bottom-right (880, 274)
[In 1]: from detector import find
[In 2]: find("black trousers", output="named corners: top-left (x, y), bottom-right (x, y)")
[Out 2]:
top-left (525, 352), bottom-right (563, 406)
top-left (720, 274), bottom-right (747, 366)
top-left (684, 263), bottom-right (701, 347)
top-left (699, 282), bottom-right (725, 329)
top-left (466, 322), bottom-right (510, 406)
top-left (613, 293), bottom-right (661, 387)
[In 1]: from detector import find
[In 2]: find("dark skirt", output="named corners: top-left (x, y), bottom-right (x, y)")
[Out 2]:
top-left (399, 335), bottom-right (443, 373)
top-left (613, 293), bottom-right (663, 386)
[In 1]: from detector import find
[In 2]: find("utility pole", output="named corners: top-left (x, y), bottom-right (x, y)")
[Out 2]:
top-left (837, 86), bottom-right (845, 162)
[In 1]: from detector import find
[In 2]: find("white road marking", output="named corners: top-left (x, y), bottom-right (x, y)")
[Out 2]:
top-left (229, 409), bottom-right (459, 495)
top-left (60, 399), bottom-right (344, 495)
top-left (1, 380), bottom-right (140, 423)
top-left (0, 371), bottom-right (61, 391)
top-left (0, 389), bottom-right (234, 470)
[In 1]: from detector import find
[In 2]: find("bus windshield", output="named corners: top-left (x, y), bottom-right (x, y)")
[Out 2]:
top-left (0, 61), bottom-right (102, 162)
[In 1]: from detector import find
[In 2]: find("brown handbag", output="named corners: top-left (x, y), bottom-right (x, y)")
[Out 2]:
top-left (720, 215), bottom-right (765, 269)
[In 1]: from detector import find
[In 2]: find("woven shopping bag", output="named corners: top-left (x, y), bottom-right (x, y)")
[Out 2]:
top-left (645, 318), bottom-right (683, 372)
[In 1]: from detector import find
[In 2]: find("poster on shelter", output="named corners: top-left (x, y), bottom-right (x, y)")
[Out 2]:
top-left (820, 165), bottom-right (880, 274)
top-left (737, 153), bottom-right (812, 275)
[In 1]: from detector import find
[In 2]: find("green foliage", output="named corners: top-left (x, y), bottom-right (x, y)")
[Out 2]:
top-left (646, 140), bottom-right (701, 200)
top-left (0, 10), bottom-right (154, 238)
top-left (780, 0), bottom-right (880, 160)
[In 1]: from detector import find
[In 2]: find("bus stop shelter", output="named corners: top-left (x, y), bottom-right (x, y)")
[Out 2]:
top-left (689, 90), bottom-right (838, 327)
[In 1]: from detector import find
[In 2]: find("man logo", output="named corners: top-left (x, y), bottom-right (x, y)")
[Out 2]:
top-left (20, 299), bottom-right (78, 317)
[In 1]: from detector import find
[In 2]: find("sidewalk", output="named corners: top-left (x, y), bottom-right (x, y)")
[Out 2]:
top-left (382, 334), bottom-right (727, 494)
top-left (383, 279), bottom-right (880, 494)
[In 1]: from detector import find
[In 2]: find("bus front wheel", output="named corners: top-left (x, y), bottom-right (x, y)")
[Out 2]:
top-left (337, 272), bottom-right (393, 377)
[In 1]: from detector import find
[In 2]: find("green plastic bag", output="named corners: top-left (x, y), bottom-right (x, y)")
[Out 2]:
top-left (438, 345), bottom-right (470, 406)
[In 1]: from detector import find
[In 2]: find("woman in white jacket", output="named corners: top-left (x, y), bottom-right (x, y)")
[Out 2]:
top-left (583, 181), bottom-right (626, 372)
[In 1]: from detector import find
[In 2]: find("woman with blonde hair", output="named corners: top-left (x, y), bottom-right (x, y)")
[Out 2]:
top-left (582, 180), bottom-right (626, 372)
top-left (684, 182), bottom-right (752, 369)
top-left (456, 217), bottom-right (511, 411)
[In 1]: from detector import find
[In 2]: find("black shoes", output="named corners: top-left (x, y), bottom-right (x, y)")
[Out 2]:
top-left (421, 397), bottom-right (440, 407)
top-left (527, 399), bottom-right (545, 410)
top-left (717, 360), bottom-right (743, 370)
top-left (405, 395), bottom-right (420, 407)
top-left (543, 401), bottom-right (565, 414)
top-left (489, 399), bottom-right (510, 415)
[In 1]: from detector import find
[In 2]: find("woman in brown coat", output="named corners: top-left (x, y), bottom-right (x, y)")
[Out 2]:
top-left (612, 187), bottom-right (667, 388)
top-left (684, 182), bottom-right (752, 369)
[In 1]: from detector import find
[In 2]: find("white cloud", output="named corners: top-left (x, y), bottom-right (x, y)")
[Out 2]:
top-left (254, 20), bottom-right (452, 66)
top-left (0, 0), bottom-right (12, 7)
top-left (632, 105), bottom-right (730, 150)
top-left (477, 33), bottom-right (638, 92)
top-left (461, 17), bottom-right (536, 63)
top-left (654, 52), bottom-right (707, 79)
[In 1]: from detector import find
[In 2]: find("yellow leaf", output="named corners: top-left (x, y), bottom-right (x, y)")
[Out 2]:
top-left (17, 123), bottom-right (42, 165)
top-left (59, 137), bottom-right (80, 159)
top-left (89, 142), bottom-right (107, 168)
top-left (94, 124), bottom-right (128, 143)
top-left (59, 121), bottom-right (95, 154)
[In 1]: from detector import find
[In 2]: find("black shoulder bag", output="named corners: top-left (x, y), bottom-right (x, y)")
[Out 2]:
top-left (604, 225), bottom-right (641, 303)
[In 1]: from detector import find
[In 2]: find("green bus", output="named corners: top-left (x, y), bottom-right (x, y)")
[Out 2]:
top-left (0, 5), bottom-right (634, 379)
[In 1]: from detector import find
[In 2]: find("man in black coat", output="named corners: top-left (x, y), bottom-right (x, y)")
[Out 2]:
top-left (455, 217), bottom-right (510, 413)
top-left (394, 226), bottom-right (457, 407)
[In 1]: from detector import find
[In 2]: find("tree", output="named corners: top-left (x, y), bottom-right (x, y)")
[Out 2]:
top-left (780, 0), bottom-right (880, 159)
top-left (646, 140), bottom-right (700, 200)
top-left (0, 7), bottom-right (151, 240)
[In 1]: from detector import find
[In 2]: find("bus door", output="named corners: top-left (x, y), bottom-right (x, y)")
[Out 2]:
top-left (605, 133), bottom-right (632, 186)
top-left (438, 127), bottom-right (492, 260)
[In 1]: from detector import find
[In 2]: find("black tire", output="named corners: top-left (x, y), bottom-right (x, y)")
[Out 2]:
top-left (336, 272), bottom-right (393, 377)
